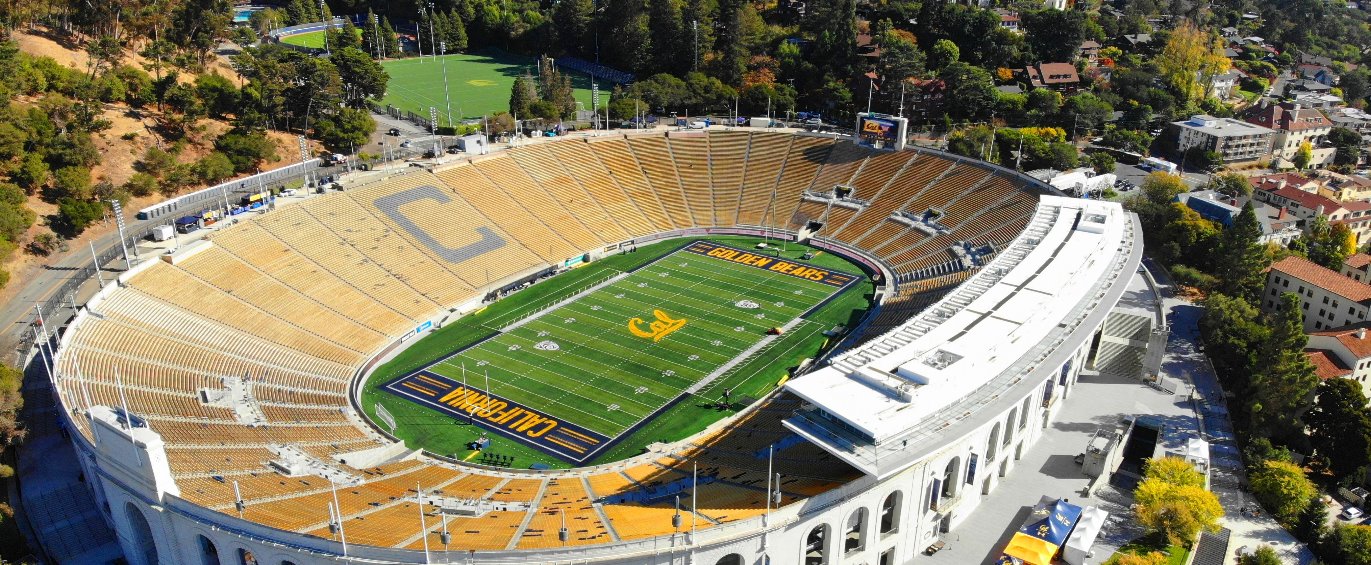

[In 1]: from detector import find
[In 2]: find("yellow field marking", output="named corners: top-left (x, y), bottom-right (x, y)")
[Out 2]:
top-left (402, 382), bottom-right (437, 396)
top-left (547, 436), bottom-right (587, 453)
top-left (416, 374), bottom-right (448, 388)
top-left (463, 450), bottom-right (481, 461)
top-left (557, 428), bottom-right (601, 444)
top-left (466, 79), bottom-right (497, 87)
top-left (628, 309), bottom-right (686, 342)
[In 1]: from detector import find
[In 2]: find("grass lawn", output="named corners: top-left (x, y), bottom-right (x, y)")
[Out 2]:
top-left (278, 28), bottom-right (362, 49)
top-left (378, 49), bottom-right (594, 124)
top-left (1106, 534), bottom-right (1192, 565)
top-left (361, 235), bottom-right (875, 469)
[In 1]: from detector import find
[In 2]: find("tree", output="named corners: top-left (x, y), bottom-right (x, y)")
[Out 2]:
top-left (1305, 378), bottom-right (1371, 477)
top-left (51, 166), bottom-right (92, 201)
top-left (1252, 459), bottom-right (1317, 528)
top-left (53, 198), bottom-right (105, 237)
top-left (122, 172), bottom-right (159, 197)
top-left (1328, 525), bottom-right (1371, 565)
top-left (171, 0), bottom-right (234, 68)
top-left (1294, 140), bottom-right (1314, 170)
top-left (195, 73), bottom-right (239, 119)
top-left (1215, 202), bottom-right (1269, 303)
top-left (1207, 172), bottom-right (1252, 197)
top-left (312, 107), bottom-right (374, 153)
top-left (1134, 477), bottom-right (1224, 546)
top-left (509, 74), bottom-right (538, 118)
top-left (930, 39), bottom-right (960, 71)
top-left (555, 0), bottom-right (594, 58)
top-left (1296, 216), bottom-right (1355, 271)
top-left (0, 364), bottom-right (22, 478)
top-left (939, 62), bottom-right (997, 121)
top-left (1088, 152), bottom-right (1116, 174)
top-left (195, 152), bottom-right (235, 184)
top-left (1292, 496), bottom-right (1328, 544)
top-left (878, 31), bottom-right (925, 84)
top-left (1144, 456), bottom-right (1206, 488)
top-left (1330, 127), bottom-right (1362, 168)
top-left (1063, 92), bottom-right (1114, 134)
top-left (538, 57), bottom-right (577, 119)
top-left (330, 47), bottom-right (389, 105)
top-left (0, 183), bottom-right (35, 243)
top-left (1021, 9), bottom-right (1088, 63)
top-left (1156, 21), bottom-right (1229, 107)
top-left (1199, 293), bottom-right (1270, 392)
top-left (1343, 71), bottom-right (1369, 105)
top-left (646, 0), bottom-right (686, 74)
top-left (214, 130), bottom-right (278, 173)
top-left (1250, 293), bottom-right (1320, 439)
top-left (1240, 546), bottom-right (1282, 565)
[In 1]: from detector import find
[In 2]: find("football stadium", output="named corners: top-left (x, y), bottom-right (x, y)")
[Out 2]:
top-left (44, 129), bottom-right (1142, 564)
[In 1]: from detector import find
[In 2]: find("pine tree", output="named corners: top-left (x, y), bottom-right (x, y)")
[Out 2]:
top-left (554, 0), bottom-right (594, 58)
top-left (380, 17), bottom-right (401, 59)
top-left (1251, 293), bottom-right (1320, 439)
top-left (361, 9), bottom-right (380, 58)
top-left (647, 0), bottom-right (685, 74)
top-left (1214, 202), bottom-right (1267, 305)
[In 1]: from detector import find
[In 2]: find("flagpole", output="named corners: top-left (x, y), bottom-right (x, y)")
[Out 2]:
top-left (331, 478), bottom-right (349, 558)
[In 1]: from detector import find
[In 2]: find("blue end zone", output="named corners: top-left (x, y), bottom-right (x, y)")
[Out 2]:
top-left (382, 371), bottom-right (609, 464)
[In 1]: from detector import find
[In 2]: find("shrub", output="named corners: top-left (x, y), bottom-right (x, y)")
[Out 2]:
top-left (53, 198), bottom-right (104, 237)
top-left (28, 232), bottom-right (67, 256)
top-left (1170, 264), bottom-right (1218, 291)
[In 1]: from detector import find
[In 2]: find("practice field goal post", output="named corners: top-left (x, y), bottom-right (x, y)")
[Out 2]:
top-left (375, 402), bottom-right (398, 435)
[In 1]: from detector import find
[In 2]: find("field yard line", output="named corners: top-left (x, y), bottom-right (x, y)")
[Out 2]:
top-left (452, 345), bottom-right (663, 417)
top-left (500, 272), bottom-right (631, 333)
top-left (686, 318), bottom-right (811, 395)
top-left (508, 318), bottom-right (716, 381)
top-left (467, 334), bottom-right (677, 408)
top-left (695, 320), bottom-right (823, 397)
top-left (432, 353), bottom-right (633, 433)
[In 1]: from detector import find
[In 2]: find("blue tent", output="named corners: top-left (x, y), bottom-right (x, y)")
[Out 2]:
top-left (1019, 497), bottom-right (1084, 547)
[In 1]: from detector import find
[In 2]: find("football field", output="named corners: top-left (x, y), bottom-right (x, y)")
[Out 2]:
top-left (378, 50), bottom-right (594, 124)
top-left (382, 241), bottom-right (858, 463)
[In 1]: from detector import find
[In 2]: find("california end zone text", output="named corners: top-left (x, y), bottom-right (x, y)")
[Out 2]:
top-left (683, 241), bottom-right (858, 287)
top-left (382, 371), bottom-right (608, 463)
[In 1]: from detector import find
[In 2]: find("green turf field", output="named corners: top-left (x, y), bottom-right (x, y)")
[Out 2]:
top-left (377, 49), bottom-right (594, 124)
top-left (279, 29), bottom-right (361, 49)
top-left (361, 236), bottom-right (874, 469)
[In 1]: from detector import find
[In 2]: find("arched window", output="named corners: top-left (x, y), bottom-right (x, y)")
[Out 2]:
top-left (715, 554), bottom-right (744, 565)
top-left (1020, 397), bottom-right (1031, 430)
top-left (941, 457), bottom-right (962, 499)
top-left (1004, 409), bottom-right (1018, 446)
top-left (844, 508), bottom-right (866, 553)
top-left (197, 535), bottom-right (221, 565)
top-left (124, 502), bottom-right (158, 565)
top-left (237, 548), bottom-right (259, 565)
top-left (879, 491), bottom-right (901, 534)
top-left (804, 524), bottom-right (830, 564)
top-left (987, 423), bottom-right (1002, 461)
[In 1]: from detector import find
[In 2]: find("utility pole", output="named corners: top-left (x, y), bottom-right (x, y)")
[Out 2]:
top-left (372, 13), bottom-right (382, 60)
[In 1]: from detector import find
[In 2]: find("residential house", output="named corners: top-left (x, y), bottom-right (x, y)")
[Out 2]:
top-left (1207, 69), bottom-right (1242, 99)
top-left (1170, 115), bottom-right (1274, 164)
top-left (1325, 173), bottom-right (1371, 201)
top-left (1292, 92), bottom-right (1345, 110)
top-left (1025, 63), bottom-right (1080, 92)
top-left (1306, 323), bottom-right (1371, 398)
top-left (1287, 79), bottom-right (1335, 97)
top-left (1262, 256), bottom-right (1371, 331)
top-left (1244, 101), bottom-right (1333, 165)
top-left (1079, 40), bottom-right (1101, 66)
top-left (1043, 0), bottom-right (1069, 9)
top-left (996, 9), bottom-right (1021, 32)
top-left (1249, 172), bottom-right (1321, 194)
top-left (1327, 107), bottom-right (1371, 134)
top-left (1122, 34), bottom-right (1153, 50)
top-left (1254, 185), bottom-right (1371, 243)
top-left (1298, 63), bottom-right (1341, 86)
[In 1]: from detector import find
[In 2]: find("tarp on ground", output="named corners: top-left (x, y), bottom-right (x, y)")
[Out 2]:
top-left (1003, 533), bottom-right (1058, 565)
top-left (1063, 506), bottom-right (1110, 565)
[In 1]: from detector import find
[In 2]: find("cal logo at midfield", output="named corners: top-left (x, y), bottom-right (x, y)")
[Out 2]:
top-left (628, 309), bottom-right (687, 342)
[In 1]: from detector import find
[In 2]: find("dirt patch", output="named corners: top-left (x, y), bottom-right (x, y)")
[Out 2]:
top-left (90, 107), bottom-right (156, 187)
top-left (13, 26), bottom-right (243, 85)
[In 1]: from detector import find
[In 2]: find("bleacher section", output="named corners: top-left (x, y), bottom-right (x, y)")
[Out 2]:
top-left (54, 131), bottom-right (1045, 552)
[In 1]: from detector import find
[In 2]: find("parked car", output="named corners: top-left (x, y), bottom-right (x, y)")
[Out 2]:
top-left (1341, 506), bottom-right (1364, 521)
top-left (388, 127), bottom-right (401, 136)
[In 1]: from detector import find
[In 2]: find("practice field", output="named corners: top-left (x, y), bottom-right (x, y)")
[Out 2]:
top-left (380, 240), bottom-right (858, 464)
top-left (278, 29), bottom-right (361, 49)
top-left (378, 49), bottom-right (594, 123)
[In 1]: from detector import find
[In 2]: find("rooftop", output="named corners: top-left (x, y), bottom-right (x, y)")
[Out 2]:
top-left (1268, 256), bottom-right (1371, 304)
top-left (783, 196), bottom-right (1139, 478)
top-left (1305, 349), bottom-right (1353, 381)
top-left (1311, 322), bottom-right (1371, 358)
top-left (1346, 253), bottom-right (1371, 270)
top-left (1174, 115), bottom-right (1275, 137)
top-left (1260, 185), bottom-right (1343, 213)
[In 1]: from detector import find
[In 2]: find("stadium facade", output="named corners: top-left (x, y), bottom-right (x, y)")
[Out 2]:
top-left (37, 131), bottom-right (1141, 565)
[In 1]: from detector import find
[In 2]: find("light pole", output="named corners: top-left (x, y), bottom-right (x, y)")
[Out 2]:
top-left (416, 4), bottom-right (425, 61)
top-left (441, 41), bottom-right (454, 128)
top-left (427, 2), bottom-right (438, 62)
top-left (319, 0), bottom-right (329, 56)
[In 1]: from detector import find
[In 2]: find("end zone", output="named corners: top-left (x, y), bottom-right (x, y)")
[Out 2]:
top-left (383, 371), bottom-right (609, 464)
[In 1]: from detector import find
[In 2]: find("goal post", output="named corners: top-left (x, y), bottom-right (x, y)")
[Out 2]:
top-left (375, 402), bottom-right (398, 435)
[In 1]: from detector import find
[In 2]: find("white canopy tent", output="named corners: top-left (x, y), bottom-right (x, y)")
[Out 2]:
top-left (1063, 506), bottom-right (1110, 565)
